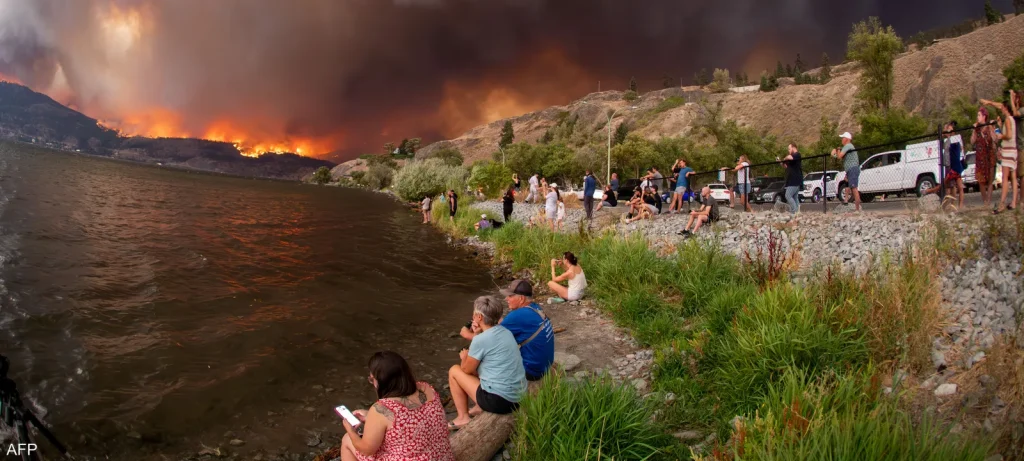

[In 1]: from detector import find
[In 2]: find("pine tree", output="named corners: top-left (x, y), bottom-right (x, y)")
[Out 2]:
top-left (795, 54), bottom-right (805, 74)
top-left (629, 76), bottom-right (638, 92)
top-left (662, 74), bottom-right (675, 88)
top-left (693, 68), bottom-right (711, 86)
top-left (613, 122), bottom-right (628, 146)
top-left (785, 63), bottom-right (794, 78)
top-left (985, 0), bottom-right (1002, 25)
top-left (775, 61), bottom-right (786, 78)
top-left (499, 120), bottom-right (515, 149)
top-left (820, 52), bottom-right (832, 83)
top-left (1014, 0), bottom-right (1023, 15)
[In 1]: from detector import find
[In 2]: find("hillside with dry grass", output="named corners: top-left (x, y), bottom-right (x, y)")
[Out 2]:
top-left (419, 14), bottom-right (1024, 165)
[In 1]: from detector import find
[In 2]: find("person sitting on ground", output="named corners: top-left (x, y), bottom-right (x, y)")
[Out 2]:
top-left (547, 252), bottom-right (587, 302)
top-left (340, 351), bottom-right (454, 461)
top-left (625, 187), bottom-right (654, 223)
top-left (461, 280), bottom-right (555, 382)
top-left (474, 214), bottom-right (492, 232)
top-left (678, 186), bottom-right (720, 236)
top-left (594, 184), bottom-right (618, 211)
top-left (644, 185), bottom-right (663, 215)
top-left (448, 296), bottom-right (527, 429)
top-left (421, 195), bottom-right (432, 224)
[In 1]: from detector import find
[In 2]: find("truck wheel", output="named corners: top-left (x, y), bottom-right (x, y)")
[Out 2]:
top-left (812, 188), bottom-right (822, 203)
top-left (916, 175), bottom-right (935, 197)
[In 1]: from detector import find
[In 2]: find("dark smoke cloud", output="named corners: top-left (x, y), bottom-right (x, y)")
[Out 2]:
top-left (0, 0), bottom-right (1011, 159)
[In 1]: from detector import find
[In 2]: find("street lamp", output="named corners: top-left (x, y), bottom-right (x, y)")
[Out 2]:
top-left (582, 101), bottom-right (637, 185)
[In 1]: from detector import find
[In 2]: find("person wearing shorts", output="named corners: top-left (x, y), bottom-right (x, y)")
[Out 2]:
top-left (834, 132), bottom-right (861, 211)
top-left (446, 190), bottom-right (458, 222)
top-left (670, 159), bottom-right (694, 213)
top-left (730, 156), bottom-right (753, 212)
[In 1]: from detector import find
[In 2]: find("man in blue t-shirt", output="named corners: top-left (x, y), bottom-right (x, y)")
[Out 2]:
top-left (583, 170), bottom-right (598, 221)
top-left (463, 279), bottom-right (554, 381)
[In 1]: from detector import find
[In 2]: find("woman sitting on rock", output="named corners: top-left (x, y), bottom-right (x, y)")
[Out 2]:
top-left (547, 252), bottom-right (587, 302)
top-left (448, 296), bottom-right (527, 430)
top-left (341, 351), bottom-right (454, 461)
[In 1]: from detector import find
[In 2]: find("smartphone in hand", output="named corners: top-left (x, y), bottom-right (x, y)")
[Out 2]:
top-left (335, 405), bottom-right (361, 428)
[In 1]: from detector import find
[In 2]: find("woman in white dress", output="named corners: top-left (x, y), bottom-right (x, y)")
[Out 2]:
top-left (547, 252), bottom-right (587, 301)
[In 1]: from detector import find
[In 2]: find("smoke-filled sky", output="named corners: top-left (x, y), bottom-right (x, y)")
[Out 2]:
top-left (0, 0), bottom-right (1014, 159)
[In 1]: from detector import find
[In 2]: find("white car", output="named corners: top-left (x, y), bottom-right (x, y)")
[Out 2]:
top-left (707, 183), bottom-right (731, 203)
top-left (799, 170), bottom-right (840, 203)
top-left (962, 151), bottom-right (1002, 192)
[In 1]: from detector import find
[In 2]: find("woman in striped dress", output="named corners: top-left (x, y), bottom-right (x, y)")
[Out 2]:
top-left (982, 98), bottom-right (1018, 213)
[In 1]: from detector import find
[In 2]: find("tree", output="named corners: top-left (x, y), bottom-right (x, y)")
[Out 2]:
top-left (662, 74), bottom-right (675, 88)
top-left (406, 138), bottom-right (421, 155)
top-left (693, 68), bottom-right (711, 86)
top-left (468, 161), bottom-right (514, 198)
top-left (613, 122), bottom-right (629, 146)
top-left (775, 61), bottom-right (786, 79)
top-left (1003, 52), bottom-right (1024, 97)
top-left (311, 166), bottom-right (332, 185)
top-left (629, 76), bottom-right (638, 93)
top-left (794, 54), bottom-right (805, 74)
top-left (847, 17), bottom-right (903, 110)
top-left (611, 136), bottom-right (658, 178)
top-left (785, 63), bottom-right (794, 78)
top-left (759, 72), bottom-right (779, 92)
top-left (1015, 0), bottom-right (1023, 15)
top-left (383, 142), bottom-right (397, 156)
top-left (363, 164), bottom-right (395, 189)
top-left (985, 0), bottom-right (1002, 25)
top-left (428, 146), bottom-right (464, 166)
top-left (810, 116), bottom-right (840, 156)
top-left (820, 53), bottom-right (832, 83)
top-left (499, 120), bottom-right (515, 149)
top-left (856, 108), bottom-right (930, 154)
top-left (623, 90), bottom-right (638, 102)
top-left (708, 68), bottom-right (732, 93)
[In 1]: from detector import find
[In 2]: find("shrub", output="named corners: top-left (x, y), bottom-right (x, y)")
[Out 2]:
top-left (362, 164), bottom-right (394, 190)
top-left (985, 0), bottom-right (1003, 25)
top-left (391, 158), bottom-right (467, 201)
top-left (1002, 51), bottom-right (1024, 98)
top-left (512, 373), bottom-right (673, 461)
top-left (856, 108), bottom-right (930, 154)
top-left (759, 72), bottom-right (779, 92)
top-left (623, 90), bottom-right (639, 102)
top-left (708, 68), bottom-right (731, 93)
top-left (426, 146), bottom-right (464, 167)
top-left (311, 166), bottom-right (332, 185)
top-left (467, 161), bottom-right (513, 198)
top-left (652, 96), bottom-right (685, 114)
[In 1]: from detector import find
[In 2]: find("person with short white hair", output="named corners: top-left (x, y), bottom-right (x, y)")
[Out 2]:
top-left (448, 296), bottom-right (527, 430)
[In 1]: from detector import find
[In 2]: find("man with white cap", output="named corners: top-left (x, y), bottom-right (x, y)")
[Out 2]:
top-left (832, 132), bottom-right (862, 211)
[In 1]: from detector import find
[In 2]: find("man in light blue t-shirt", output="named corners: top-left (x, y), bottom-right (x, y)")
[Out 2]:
top-left (832, 132), bottom-right (862, 211)
top-left (449, 296), bottom-right (527, 428)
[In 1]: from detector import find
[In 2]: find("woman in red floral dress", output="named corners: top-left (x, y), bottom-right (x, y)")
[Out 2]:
top-left (341, 351), bottom-right (454, 461)
top-left (972, 107), bottom-right (999, 208)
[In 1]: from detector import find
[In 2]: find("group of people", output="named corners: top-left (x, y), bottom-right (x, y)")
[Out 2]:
top-left (420, 190), bottom-right (461, 224)
top-left (973, 90), bottom-right (1021, 214)
top-left (339, 257), bottom-right (588, 461)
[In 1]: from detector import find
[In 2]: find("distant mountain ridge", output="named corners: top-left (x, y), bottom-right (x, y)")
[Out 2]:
top-left (0, 81), bottom-right (334, 180)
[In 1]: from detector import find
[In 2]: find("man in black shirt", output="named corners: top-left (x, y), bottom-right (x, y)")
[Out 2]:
top-left (780, 143), bottom-right (802, 214)
top-left (643, 185), bottom-right (662, 214)
top-left (679, 186), bottom-right (719, 235)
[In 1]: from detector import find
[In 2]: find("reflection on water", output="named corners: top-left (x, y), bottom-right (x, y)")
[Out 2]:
top-left (0, 143), bottom-right (493, 452)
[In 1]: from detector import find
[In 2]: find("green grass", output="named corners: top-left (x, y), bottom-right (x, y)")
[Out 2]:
top-left (512, 373), bottom-right (675, 461)
top-left (436, 206), bottom-right (995, 460)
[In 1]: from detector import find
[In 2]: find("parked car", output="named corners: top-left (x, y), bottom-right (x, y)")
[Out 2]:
top-left (961, 151), bottom-right (1002, 192)
top-left (751, 176), bottom-right (783, 196)
top-left (799, 170), bottom-right (840, 203)
top-left (752, 181), bottom-right (789, 204)
top-left (707, 183), bottom-right (731, 203)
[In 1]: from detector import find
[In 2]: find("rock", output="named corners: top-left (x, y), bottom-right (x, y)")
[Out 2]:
top-left (554, 352), bottom-right (582, 372)
top-left (931, 350), bottom-right (946, 368)
top-left (673, 430), bottom-right (704, 442)
top-left (229, 439), bottom-right (245, 447)
top-left (126, 431), bottom-right (142, 440)
top-left (632, 378), bottom-right (648, 393)
top-left (664, 392), bottom-right (677, 404)
top-left (934, 383), bottom-right (958, 397)
top-left (223, 431), bottom-right (236, 439)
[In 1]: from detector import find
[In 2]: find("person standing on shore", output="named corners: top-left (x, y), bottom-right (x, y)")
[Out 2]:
top-left (526, 173), bottom-right (540, 203)
top-left (544, 183), bottom-right (559, 232)
top-left (462, 280), bottom-right (555, 382)
top-left (1013, 90), bottom-right (1024, 206)
top-left (421, 195), bottom-right (432, 224)
top-left (512, 173), bottom-right (521, 197)
top-left (781, 143), bottom-right (802, 215)
top-left (732, 156), bottom-right (753, 212)
top-left (582, 170), bottom-right (597, 221)
top-left (669, 160), bottom-right (694, 214)
top-left (448, 296), bottom-right (527, 429)
top-left (447, 190), bottom-right (458, 223)
top-left (502, 186), bottom-right (515, 222)
top-left (832, 133), bottom-right (861, 211)
top-left (972, 108), bottom-right (998, 209)
top-left (340, 351), bottom-right (454, 461)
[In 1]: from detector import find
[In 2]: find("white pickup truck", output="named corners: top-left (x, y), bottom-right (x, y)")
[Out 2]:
top-left (834, 135), bottom-right (962, 202)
